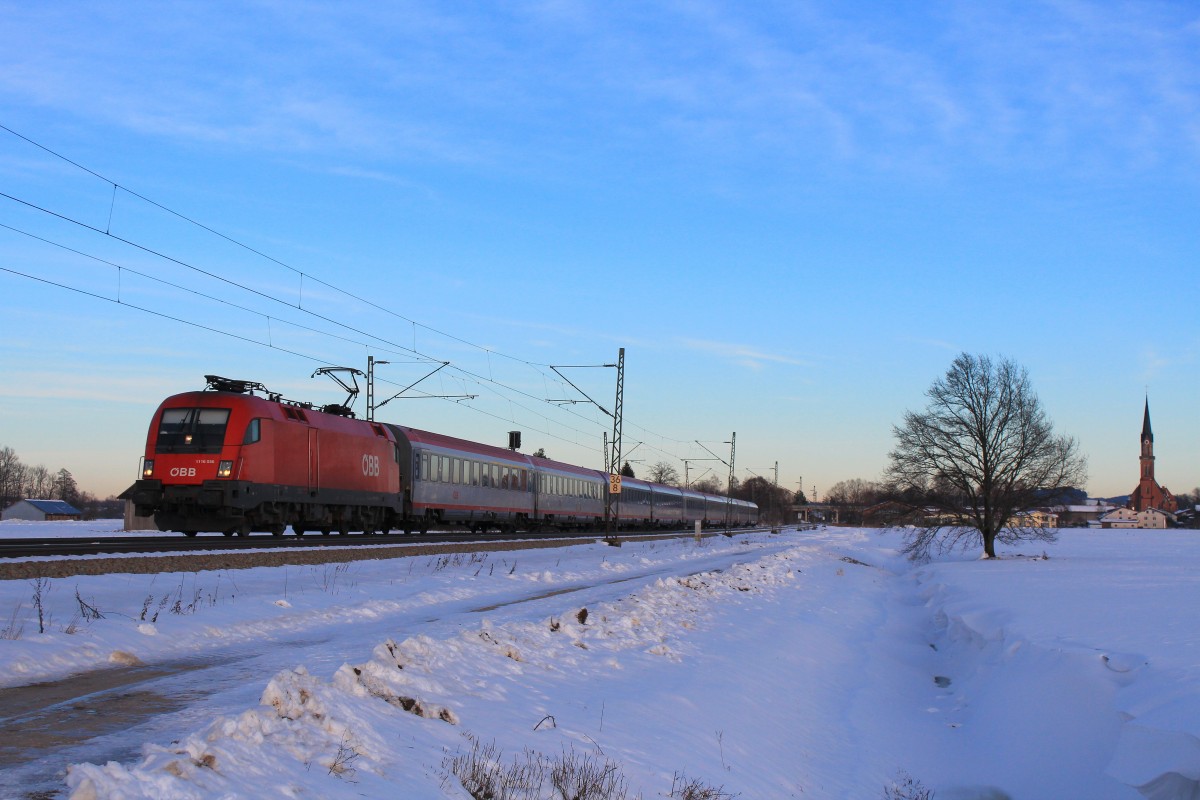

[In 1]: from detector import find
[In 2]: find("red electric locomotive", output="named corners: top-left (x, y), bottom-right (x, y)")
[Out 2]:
top-left (122, 376), bottom-right (403, 536)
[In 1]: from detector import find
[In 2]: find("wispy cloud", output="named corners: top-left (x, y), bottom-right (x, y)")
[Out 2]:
top-left (4, 2), bottom-right (1198, 180)
top-left (896, 335), bottom-right (960, 353)
top-left (676, 337), bottom-right (812, 370)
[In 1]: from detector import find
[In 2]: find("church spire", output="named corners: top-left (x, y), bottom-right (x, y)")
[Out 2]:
top-left (1142, 397), bottom-right (1153, 443)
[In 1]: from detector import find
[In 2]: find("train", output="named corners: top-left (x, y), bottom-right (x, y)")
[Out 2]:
top-left (121, 376), bottom-right (758, 536)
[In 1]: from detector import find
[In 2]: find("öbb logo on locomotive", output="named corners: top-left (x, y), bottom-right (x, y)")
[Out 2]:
top-left (362, 454), bottom-right (380, 477)
top-left (120, 374), bottom-right (758, 537)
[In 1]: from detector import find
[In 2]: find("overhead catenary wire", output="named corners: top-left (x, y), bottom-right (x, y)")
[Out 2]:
top-left (0, 122), bottom-right (548, 370)
top-left (0, 123), bottom-right (730, 468)
top-left (0, 185), bottom-right (616, 441)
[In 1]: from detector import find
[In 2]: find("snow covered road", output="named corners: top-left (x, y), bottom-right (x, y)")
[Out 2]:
top-left (2, 525), bottom-right (1198, 799)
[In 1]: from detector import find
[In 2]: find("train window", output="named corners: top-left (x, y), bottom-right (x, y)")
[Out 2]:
top-left (156, 407), bottom-right (231, 454)
top-left (242, 418), bottom-right (261, 445)
top-left (394, 444), bottom-right (400, 464)
top-left (439, 455), bottom-right (450, 482)
top-left (450, 458), bottom-right (459, 484)
top-left (490, 463), bottom-right (500, 488)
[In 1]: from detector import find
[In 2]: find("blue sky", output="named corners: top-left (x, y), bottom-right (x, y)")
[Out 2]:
top-left (1, 1), bottom-right (1197, 501)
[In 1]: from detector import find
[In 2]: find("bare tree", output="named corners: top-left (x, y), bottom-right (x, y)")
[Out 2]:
top-left (0, 446), bottom-right (24, 505)
top-left (887, 353), bottom-right (1087, 560)
top-left (648, 461), bottom-right (680, 486)
top-left (690, 476), bottom-right (723, 494)
top-left (53, 468), bottom-right (80, 505)
top-left (823, 478), bottom-right (883, 507)
top-left (24, 464), bottom-right (54, 499)
top-left (734, 476), bottom-right (794, 524)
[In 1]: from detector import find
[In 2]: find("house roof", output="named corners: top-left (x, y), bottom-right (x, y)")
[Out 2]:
top-left (23, 499), bottom-right (82, 515)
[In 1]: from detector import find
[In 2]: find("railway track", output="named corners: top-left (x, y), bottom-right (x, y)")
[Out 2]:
top-left (0, 527), bottom-right (777, 578)
top-left (0, 528), bottom-right (583, 560)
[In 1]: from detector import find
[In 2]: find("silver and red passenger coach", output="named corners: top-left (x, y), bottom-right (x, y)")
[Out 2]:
top-left (122, 376), bottom-right (758, 536)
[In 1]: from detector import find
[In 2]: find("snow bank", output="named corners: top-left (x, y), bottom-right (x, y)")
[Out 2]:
top-left (911, 531), bottom-right (1200, 799)
top-left (65, 545), bottom-right (807, 798)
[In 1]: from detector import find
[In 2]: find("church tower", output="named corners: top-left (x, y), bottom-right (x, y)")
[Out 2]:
top-left (1129, 398), bottom-right (1177, 513)
top-left (1140, 399), bottom-right (1154, 482)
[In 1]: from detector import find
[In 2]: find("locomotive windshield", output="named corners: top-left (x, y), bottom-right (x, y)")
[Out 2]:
top-left (156, 407), bottom-right (231, 454)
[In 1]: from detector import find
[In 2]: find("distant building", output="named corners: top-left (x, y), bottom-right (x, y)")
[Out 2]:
top-left (2, 499), bottom-right (83, 521)
top-left (1053, 502), bottom-right (1118, 528)
top-left (861, 500), bottom-right (913, 527)
top-left (1098, 507), bottom-right (1172, 530)
top-left (793, 503), bottom-right (840, 525)
top-left (1129, 399), bottom-right (1177, 513)
top-left (1009, 510), bottom-right (1058, 528)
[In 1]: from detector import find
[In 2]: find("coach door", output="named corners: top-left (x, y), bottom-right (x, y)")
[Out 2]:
top-left (532, 469), bottom-right (540, 520)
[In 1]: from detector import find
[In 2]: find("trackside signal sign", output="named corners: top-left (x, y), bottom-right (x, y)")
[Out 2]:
top-left (609, 473), bottom-right (622, 494)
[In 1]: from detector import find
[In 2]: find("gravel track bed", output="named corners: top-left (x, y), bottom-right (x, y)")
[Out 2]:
top-left (0, 532), bottom-right (717, 580)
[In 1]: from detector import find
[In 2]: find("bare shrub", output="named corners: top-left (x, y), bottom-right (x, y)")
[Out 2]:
top-left (444, 736), bottom-right (543, 800)
top-left (1, 603), bottom-right (24, 640)
top-left (75, 587), bottom-right (104, 622)
top-left (549, 747), bottom-right (631, 800)
top-left (31, 577), bottom-right (50, 633)
top-left (327, 732), bottom-right (360, 782)
top-left (443, 737), bottom-right (637, 800)
top-left (883, 770), bottom-right (934, 800)
top-left (669, 772), bottom-right (737, 800)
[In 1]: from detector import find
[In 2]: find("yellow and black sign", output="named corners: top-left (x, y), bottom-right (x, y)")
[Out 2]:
top-left (609, 473), bottom-right (622, 494)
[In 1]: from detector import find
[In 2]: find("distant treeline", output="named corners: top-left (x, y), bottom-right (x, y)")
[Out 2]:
top-left (0, 446), bottom-right (124, 519)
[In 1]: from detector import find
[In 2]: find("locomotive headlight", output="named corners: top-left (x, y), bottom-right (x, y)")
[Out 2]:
top-left (217, 460), bottom-right (234, 478)
top-left (184, 434), bottom-right (193, 444)
top-left (143, 460), bottom-right (155, 478)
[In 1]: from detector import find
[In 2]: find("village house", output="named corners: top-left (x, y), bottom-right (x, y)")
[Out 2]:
top-left (2, 498), bottom-right (83, 522)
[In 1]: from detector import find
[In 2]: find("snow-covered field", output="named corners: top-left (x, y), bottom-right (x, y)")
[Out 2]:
top-left (1, 523), bottom-right (1198, 799)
